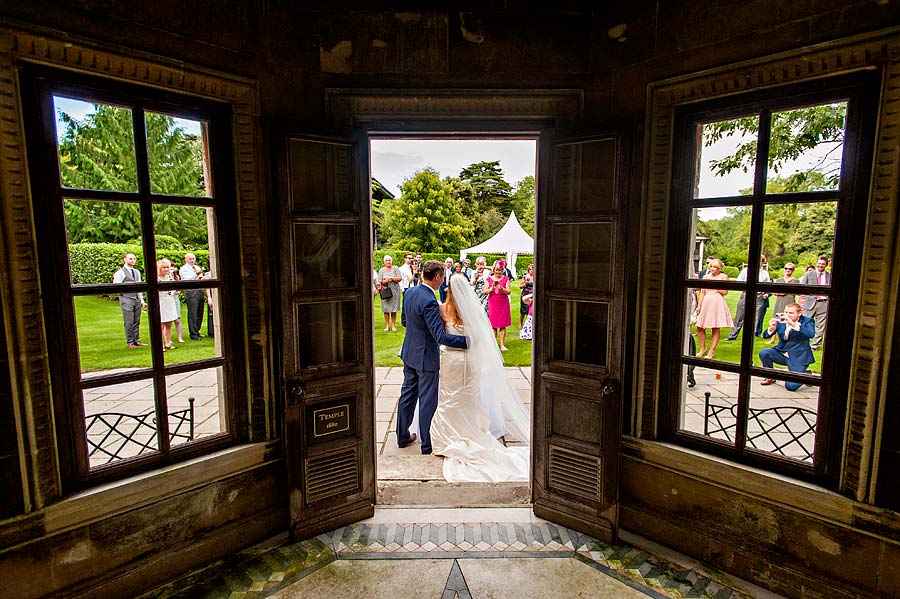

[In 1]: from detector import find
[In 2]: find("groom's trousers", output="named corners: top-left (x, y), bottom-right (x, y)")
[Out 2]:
top-left (398, 364), bottom-right (440, 454)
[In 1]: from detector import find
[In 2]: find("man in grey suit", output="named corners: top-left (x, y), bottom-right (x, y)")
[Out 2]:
top-left (113, 253), bottom-right (146, 348)
top-left (800, 256), bottom-right (831, 350)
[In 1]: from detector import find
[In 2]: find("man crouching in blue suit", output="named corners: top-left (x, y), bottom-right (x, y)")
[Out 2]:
top-left (758, 302), bottom-right (815, 391)
top-left (397, 259), bottom-right (468, 454)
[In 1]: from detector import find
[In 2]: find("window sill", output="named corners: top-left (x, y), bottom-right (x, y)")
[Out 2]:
top-left (43, 442), bottom-right (275, 534)
top-left (622, 436), bottom-right (853, 524)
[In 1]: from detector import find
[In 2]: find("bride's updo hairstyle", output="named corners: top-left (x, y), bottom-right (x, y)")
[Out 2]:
top-left (444, 274), bottom-right (465, 325)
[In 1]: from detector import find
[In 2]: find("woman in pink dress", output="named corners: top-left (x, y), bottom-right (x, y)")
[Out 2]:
top-left (693, 258), bottom-right (733, 360)
top-left (483, 260), bottom-right (512, 351)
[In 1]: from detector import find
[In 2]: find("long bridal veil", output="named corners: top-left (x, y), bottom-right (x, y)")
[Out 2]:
top-left (449, 274), bottom-right (531, 443)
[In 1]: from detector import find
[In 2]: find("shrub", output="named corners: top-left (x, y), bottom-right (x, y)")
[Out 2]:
top-left (69, 243), bottom-right (210, 285)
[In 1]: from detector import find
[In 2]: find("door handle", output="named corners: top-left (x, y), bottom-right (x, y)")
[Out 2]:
top-left (601, 377), bottom-right (618, 398)
top-left (286, 380), bottom-right (305, 405)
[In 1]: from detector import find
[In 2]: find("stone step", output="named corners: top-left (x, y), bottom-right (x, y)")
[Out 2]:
top-left (378, 479), bottom-right (531, 507)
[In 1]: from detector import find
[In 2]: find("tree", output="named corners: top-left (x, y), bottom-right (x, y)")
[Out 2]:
top-left (509, 176), bottom-right (535, 236)
top-left (457, 161), bottom-right (516, 241)
top-left (703, 103), bottom-right (846, 192)
top-left (57, 104), bottom-right (209, 246)
top-left (381, 168), bottom-right (470, 252)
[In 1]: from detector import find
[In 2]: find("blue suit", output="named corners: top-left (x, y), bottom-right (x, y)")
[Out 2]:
top-left (759, 315), bottom-right (816, 391)
top-left (397, 283), bottom-right (467, 453)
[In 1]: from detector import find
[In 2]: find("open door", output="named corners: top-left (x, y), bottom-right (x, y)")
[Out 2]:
top-left (532, 129), bottom-right (628, 542)
top-left (278, 131), bottom-right (376, 540)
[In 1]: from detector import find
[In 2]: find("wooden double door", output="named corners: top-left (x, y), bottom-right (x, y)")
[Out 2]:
top-left (278, 126), bottom-right (628, 543)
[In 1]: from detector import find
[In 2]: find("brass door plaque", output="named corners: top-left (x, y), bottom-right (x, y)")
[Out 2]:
top-left (312, 403), bottom-right (351, 438)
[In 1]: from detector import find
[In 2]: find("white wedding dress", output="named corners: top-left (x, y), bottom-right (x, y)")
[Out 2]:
top-left (429, 322), bottom-right (530, 482)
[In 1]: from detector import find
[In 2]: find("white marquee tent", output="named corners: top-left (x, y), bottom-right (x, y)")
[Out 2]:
top-left (460, 211), bottom-right (534, 278)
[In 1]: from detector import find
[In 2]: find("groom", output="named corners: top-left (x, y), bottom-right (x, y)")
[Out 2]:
top-left (397, 260), bottom-right (467, 454)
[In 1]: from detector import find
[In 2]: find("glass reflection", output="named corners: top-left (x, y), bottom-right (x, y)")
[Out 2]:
top-left (766, 102), bottom-right (846, 193)
top-left (297, 301), bottom-right (358, 368)
top-left (289, 139), bottom-right (354, 212)
top-left (695, 115), bottom-right (759, 198)
top-left (749, 376), bottom-right (818, 463)
top-left (550, 300), bottom-right (607, 366)
top-left (145, 113), bottom-right (210, 197)
top-left (82, 379), bottom-right (158, 468)
top-left (553, 139), bottom-right (617, 211)
top-left (54, 96), bottom-right (138, 192)
top-left (152, 204), bottom-right (216, 265)
top-left (293, 223), bottom-right (355, 289)
top-left (165, 366), bottom-right (226, 447)
top-left (76, 293), bottom-right (152, 378)
top-left (689, 206), bottom-right (750, 278)
top-left (549, 223), bottom-right (609, 290)
top-left (678, 366), bottom-right (737, 443)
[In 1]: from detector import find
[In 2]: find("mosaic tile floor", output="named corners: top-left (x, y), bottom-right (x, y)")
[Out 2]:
top-left (149, 516), bottom-right (754, 599)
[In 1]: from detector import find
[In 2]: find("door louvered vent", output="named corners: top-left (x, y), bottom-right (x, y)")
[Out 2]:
top-left (306, 447), bottom-right (359, 504)
top-left (549, 446), bottom-right (600, 500)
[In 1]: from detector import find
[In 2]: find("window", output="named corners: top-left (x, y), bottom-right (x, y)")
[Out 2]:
top-left (22, 67), bottom-right (244, 488)
top-left (661, 73), bottom-right (877, 483)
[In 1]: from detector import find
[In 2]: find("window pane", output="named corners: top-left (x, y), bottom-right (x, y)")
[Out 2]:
top-left (165, 366), bottom-right (226, 447)
top-left (145, 113), bottom-right (211, 197)
top-left (762, 202), bottom-right (834, 289)
top-left (679, 366), bottom-right (738, 445)
top-left (753, 309), bottom-right (824, 375)
top-left (695, 116), bottom-right (759, 198)
top-left (297, 301), bottom-right (358, 368)
top-left (749, 376), bottom-right (819, 463)
top-left (293, 223), bottom-right (355, 289)
top-left (289, 139), bottom-right (355, 212)
top-left (692, 285), bottom-right (739, 365)
top-left (690, 206), bottom-right (750, 279)
top-left (76, 294), bottom-right (152, 379)
top-left (553, 139), bottom-right (617, 211)
top-left (550, 300), bottom-right (607, 366)
top-left (54, 96), bottom-right (138, 192)
top-left (162, 285), bottom-right (220, 364)
top-left (83, 379), bottom-right (158, 468)
top-left (65, 199), bottom-right (144, 286)
top-left (766, 102), bottom-right (846, 193)
top-left (549, 223), bottom-right (610, 291)
top-left (152, 204), bottom-right (217, 269)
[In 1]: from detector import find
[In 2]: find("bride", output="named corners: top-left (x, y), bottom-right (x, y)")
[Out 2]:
top-left (429, 273), bottom-right (530, 483)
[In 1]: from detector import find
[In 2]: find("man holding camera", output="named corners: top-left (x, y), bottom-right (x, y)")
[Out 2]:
top-left (758, 302), bottom-right (815, 391)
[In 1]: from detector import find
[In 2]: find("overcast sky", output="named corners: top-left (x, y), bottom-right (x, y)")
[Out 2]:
top-left (370, 139), bottom-right (537, 198)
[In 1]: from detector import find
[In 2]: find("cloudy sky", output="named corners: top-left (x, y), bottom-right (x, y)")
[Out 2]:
top-left (370, 139), bottom-right (537, 197)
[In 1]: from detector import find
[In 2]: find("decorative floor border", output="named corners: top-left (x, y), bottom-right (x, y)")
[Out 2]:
top-left (149, 521), bottom-right (751, 598)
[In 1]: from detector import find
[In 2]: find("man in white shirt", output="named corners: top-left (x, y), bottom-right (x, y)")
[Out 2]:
top-left (112, 253), bottom-right (146, 348)
top-left (179, 253), bottom-right (205, 340)
top-left (726, 256), bottom-right (772, 341)
top-left (398, 253), bottom-right (413, 299)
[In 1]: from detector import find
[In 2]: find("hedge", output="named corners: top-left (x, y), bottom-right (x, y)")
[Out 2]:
top-left (69, 243), bottom-right (210, 285)
top-left (372, 249), bottom-right (532, 276)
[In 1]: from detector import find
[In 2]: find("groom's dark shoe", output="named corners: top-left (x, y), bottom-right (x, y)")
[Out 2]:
top-left (398, 433), bottom-right (417, 449)
top-left (421, 448), bottom-right (432, 455)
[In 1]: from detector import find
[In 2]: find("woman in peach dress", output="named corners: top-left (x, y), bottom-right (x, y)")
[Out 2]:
top-left (693, 258), bottom-right (733, 360)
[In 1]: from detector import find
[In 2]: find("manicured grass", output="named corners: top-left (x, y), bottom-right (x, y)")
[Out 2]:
top-left (75, 295), bottom-right (217, 372)
top-left (691, 290), bottom-right (823, 374)
top-left (374, 284), bottom-right (534, 367)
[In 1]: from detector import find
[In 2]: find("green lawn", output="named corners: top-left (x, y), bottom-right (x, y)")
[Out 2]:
top-left (692, 290), bottom-right (823, 373)
top-left (374, 284), bottom-right (534, 367)
top-left (75, 296), bottom-right (217, 372)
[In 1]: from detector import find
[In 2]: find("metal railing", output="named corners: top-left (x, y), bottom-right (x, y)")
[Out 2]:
top-left (85, 397), bottom-right (195, 464)
top-left (703, 392), bottom-right (816, 461)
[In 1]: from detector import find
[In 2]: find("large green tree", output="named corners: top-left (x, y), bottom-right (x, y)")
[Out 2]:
top-left (57, 104), bottom-right (209, 246)
top-left (381, 168), bottom-right (470, 252)
top-left (509, 175), bottom-right (535, 236)
top-left (458, 160), bottom-right (515, 241)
